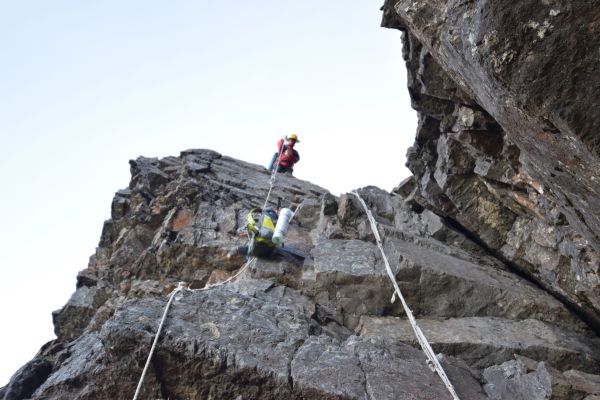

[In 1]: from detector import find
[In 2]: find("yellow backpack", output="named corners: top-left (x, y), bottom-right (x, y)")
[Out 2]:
top-left (246, 208), bottom-right (278, 247)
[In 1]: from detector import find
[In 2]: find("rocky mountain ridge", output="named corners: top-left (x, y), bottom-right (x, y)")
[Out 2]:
top-left (3, 0), bottom-right (600, 399)
top-left (2, 148), bottom-right (599, 399)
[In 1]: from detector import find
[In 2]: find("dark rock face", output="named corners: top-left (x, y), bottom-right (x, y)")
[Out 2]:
top-left (4, 150), bottom-right (599, 399)
top-left (1, 358), bottom-right (52, 400)
top-left (3, 1), bottom-right (600, 398)
top-left (483, 358), bottom-right (553, 400)
top-left (358, 316), bottom-right (600, 373)
top-left (482, 355), bottom-right (600, 400)
top-left (382, 0), bottom-right (600, 334)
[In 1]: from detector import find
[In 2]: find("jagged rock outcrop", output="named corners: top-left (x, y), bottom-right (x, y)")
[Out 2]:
top-left (378, 0), bottom-right (600, 397)
top-left (381, 0), bottom-right (600, 336)
top-left (2, 149), bottom-right (599, 400)
top-left (3, 1), bottom-right (600, 399)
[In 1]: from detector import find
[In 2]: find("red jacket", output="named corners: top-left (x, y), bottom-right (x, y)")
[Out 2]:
top-left (276, 139), bottom-right (300, 169)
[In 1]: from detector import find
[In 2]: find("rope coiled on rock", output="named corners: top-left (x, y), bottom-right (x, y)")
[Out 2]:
top-left (351, 190), bottom-right (461, 400)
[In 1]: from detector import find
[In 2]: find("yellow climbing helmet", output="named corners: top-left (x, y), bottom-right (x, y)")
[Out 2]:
top-left (287, 134), bottom-right (300, 142)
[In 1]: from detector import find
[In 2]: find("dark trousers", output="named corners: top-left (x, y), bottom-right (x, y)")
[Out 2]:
top-left (237, 242), bottom-right (276, 259)
top-left (277, 165), bottom-right (293, 174)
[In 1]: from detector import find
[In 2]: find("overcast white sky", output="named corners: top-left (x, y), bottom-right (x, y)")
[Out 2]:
top-left (0, 1), bottom-right (416, 385)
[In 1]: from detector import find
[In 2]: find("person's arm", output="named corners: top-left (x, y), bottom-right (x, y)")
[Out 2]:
top-left (277, 138), bottom-right (285, 153)
top-left (294, 150), bottom-right (300, 163)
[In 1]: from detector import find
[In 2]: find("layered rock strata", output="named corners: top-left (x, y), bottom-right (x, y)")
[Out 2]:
top-left (382, 0), bottom-right (600, 335)
top-left (2, 150), bottom-right (599, 399)
top-left (3, 1), bottom-right (600, 398)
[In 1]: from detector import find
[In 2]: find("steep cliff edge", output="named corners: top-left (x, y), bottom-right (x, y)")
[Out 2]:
top-left (3, 1), bottom-right (600, 398)
top-left (2, 149), bottom-right (599, 399)
top-left (382, 0), bottom-right (600, 334)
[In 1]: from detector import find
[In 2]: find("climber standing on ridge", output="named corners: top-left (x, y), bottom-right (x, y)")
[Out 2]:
top-left (268, 134), bottom-right (300, 175)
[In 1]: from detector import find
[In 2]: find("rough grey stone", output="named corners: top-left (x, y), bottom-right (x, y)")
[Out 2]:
top-left (483, 359), bottom-right (552, 400)
top-left (52, 285), bottom-right (111, 341)
top-left (29, 286), bottom-right (487, 399)
top-left (384, 236), bottom-right (587, 332)
top-left (2, 357), bottom-right (52, 400)
top-left (563, 369), bottom-right (600, 398)
top-left (5, 141), bottom-right (600, 399)
top-left (382, 0), bottom-right (600, 332)
top-left (358, 316), bottom-right (600, 373)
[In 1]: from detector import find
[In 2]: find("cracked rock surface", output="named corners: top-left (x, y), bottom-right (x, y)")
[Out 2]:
top-left (3, 149), bottom-right (599, 399)
top-left (382, 0), bottom-right (600, 334)
top-left (3, 2), bottom-right (600, 397)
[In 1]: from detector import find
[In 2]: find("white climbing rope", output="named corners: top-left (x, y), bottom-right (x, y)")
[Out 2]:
top-left (188, 257), bottom-right (257, 292)
top-left (132, 282), bottom-right (185, 400)
top-left (351, 191), bottom-right (461, 400)
top-left (262, 139), bottom-right (286, 211)
top-left (131, 262), bottom-right (257, 400)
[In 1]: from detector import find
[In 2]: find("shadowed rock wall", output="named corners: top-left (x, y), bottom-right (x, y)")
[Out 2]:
top-left (382, 0), bottom-right (600, 334)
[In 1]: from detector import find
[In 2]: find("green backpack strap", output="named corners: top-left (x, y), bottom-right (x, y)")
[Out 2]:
top-left (246, 208), bottom-right (262, 234)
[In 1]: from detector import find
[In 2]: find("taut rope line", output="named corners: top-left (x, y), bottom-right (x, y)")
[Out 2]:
top-left (352, 190), bottom-right (460, 400)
